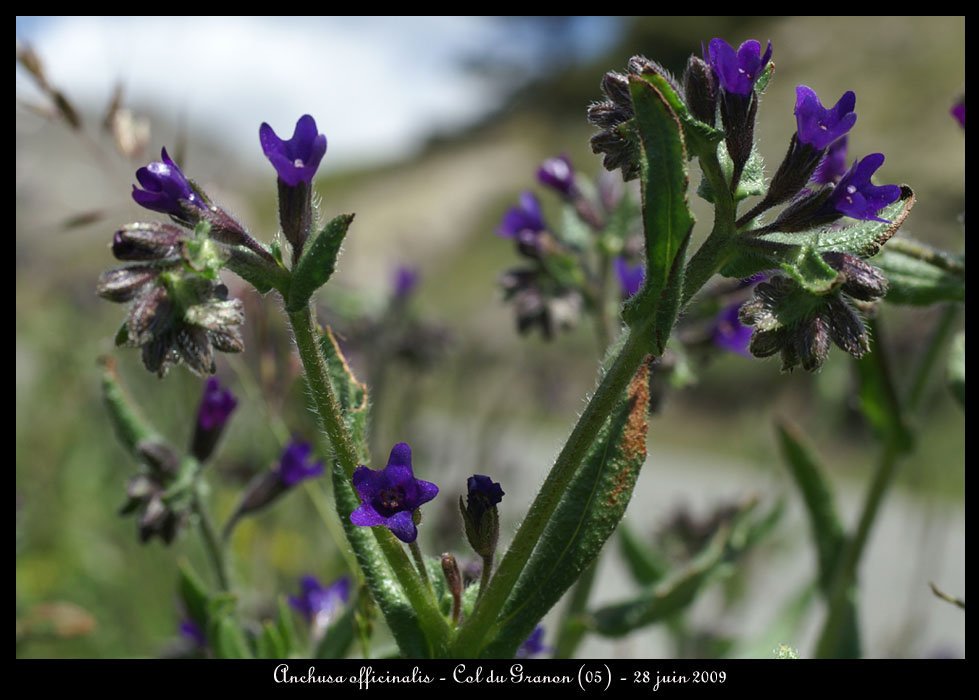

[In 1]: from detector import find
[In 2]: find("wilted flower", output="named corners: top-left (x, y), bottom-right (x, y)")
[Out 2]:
top-left (288, 575), bottom-right (350, 626)
top-left (277, 440), bottom-right (325, 486)
top-left (350, 443), bottom-right (439, 543)
top-left (118, 440), bottom-right (186, 545)
top-left (131, 148), bottom-right (205, 217)
top-left (259, 115), bottom-right (328, 187)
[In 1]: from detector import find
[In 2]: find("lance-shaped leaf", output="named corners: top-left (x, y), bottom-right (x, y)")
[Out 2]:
top-left (286, 213), bottom-right (354, 312)
top-left (775, 420), bottom-right (844, 591)
top-left (319, 326), bottom-right (369, 460)
top-left (621, 75), bottom-right (694, 342)
top-left (948, 331), bottom-right (965, 408)
top-left (872, 247), bottom-right (965, 306)
top-left (256, 620), bottom-right (287, 659)
top-left (641, 72), bottom-right (724, 160)
top-left (276, 596), bottom-right (299, 657)
top-left (479, 359), bottom-right (652, 658)
top-left (855, 319), bottom-right (913, 454)
top-left (178, 559), bottom-right (211, 631)
top-left (209, 613), bottom-right (254, 659)
top-left (618, 521), bottom-right (670, 586)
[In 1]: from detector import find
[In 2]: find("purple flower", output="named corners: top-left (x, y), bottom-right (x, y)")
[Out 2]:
top-left (350, 443), bottom-right (438, 543)
top-left (190, 377), bottom-right (238, 462)
top-left (196, 377), bottom-right (237, 431)
top-left (517, 626), bottom-right (552, 658)
top-left (824, 153), bottom-right (902, 223)
top-left (951, 100), bottom-right (965, 129)
top-left (392, 265), bottom-right (419, 299)
top-left (178, 619), bottom-right (207, 648)
top-left (259, 115), bottom-right (328, 187)
top-left (498, 191), bottom-right (545, 239)
top-left (288, 575), bottom-right (350, 624)
top-left (794, 86), bottom-right (856, 150)
top-left (706, 38), bottom-right (772, 97)
top-left (277, 440), bottom-right (324, 487)
top-left (614, 257), bottom-right (646, 298)
top-left (812, 136), bottom-right (849, 185)
top-left (132, 148), bottom-right (205, 216)
top-left (466, 475), bottom-right (504, 523)
top-left (537, 154), bottom-right (577, 196)
top-left (711, 302), bottom-right (753, 358)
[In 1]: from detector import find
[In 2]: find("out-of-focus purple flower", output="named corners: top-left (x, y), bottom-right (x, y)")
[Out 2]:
top-left (277, 440), bottom-right (324, 487)
top-left (706, 38), bottom-right (772, 97)
top-left (537, 154), bottom-right (577, 196)
top-left (259, 115), bottom-right (327, 187)
top-left (498, 191), bottom-right (545, 239)
top-left (794, 86), bottom-right (856, 150)
top-left (823, 153), bottom-right (902, 223)
top-left (350, 443), bottom-right (438, 543)
top-left (179, 619), bottom-right (207, 648)
top-left (288, 575), bottom-right (350, 624)
top-left (951, 100), bottom-right (965, 129)
top-left (712, 303), bottom-right (753, 358)
top-left (614, 257), bottom-right (646, 298)
top-left (196, 377), bottom-right (237, 431)
top-left (132, 148), bottom-right (205, 216)
top-left (812, 136), bottom-right (849, 185)
top-left (392, 265), bottom-right (419, 300)
top-left (516, 626), bottom-right (552, 658)
top-left (191, 377), bottom-right (238, 462)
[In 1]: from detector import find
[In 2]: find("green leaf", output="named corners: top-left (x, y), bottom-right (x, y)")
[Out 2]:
top-left (256, 620), bottom-right (287, 659)
top-left (480, 359), bottom-right (653, 657)
top-left (642, 73), bottom-right (724, 160)
top-left (873, 248), bottom-right (965, 306)
top-left (315, 596), bottom-right (357, 659)
top-left (210, 614), bottom-right (254, 659)
top-left (854, 319), bottom-right (914, 454)
top-left (588, 523), bottom-right (731, 637)
top-left (621, 76), bottom-right (694, 342)
top-left (651, 229), bottom-right (693, 353)
top-left (276, 597), bottom-right (298, 657)
top-left (225, 247), bottom-right (289, 296)
top-left (286, 213), bottom-right (354, 312)
top-left (177, 559), bottom-right (211, 629)
top-left (319, 326), bottom-right (369, 462)
top-left (781, 246), bottom-right (842, 294)
top-left (775, 421), bottom-right (844, 591)
top-left (698, 143), bottom-right (766, 203)
top-left (618, 521), bottom-right (670, 586)
top-left (100, 357), bottom-right (159, 456)
top-left (947, 331), bottom-right (965, 408)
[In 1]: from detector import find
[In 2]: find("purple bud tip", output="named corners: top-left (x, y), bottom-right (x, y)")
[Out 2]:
top-left (349, 442), bottom-right (439, 543)
top-left (259, 115), bottom-right (328, 187)
top-left (537, 154), bottom-right (576, 195)
top-left (197, 377), bottom-right (238, 431)
top-left (277, 439), bottom-right (324, 487)
top-left (392, 265), bottom-right (419, 299)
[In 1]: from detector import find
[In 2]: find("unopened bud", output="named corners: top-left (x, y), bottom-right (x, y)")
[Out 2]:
top-left (112, 222), bottom-right (187, 261)
top-left (96, 266), bottom-right (159, 302)
top-left (821, 252), bottom-right (888, 301)
top-left (683, 55), bottom-right (717, 126)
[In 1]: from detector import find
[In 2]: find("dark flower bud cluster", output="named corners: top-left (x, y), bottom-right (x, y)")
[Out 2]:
top-left (118, 439), bottom-right (186, 544)
top-left (737, 256), bottom-right (887, 372)
top-left (588, 56), bottom-right (677, 181)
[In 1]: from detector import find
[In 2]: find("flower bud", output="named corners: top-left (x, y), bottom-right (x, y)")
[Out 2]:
top-left (96, 265), bottom-right (159, 302)
top-left (460, 474), bottom-right (504, 560)
top-left (112, 222), bottom-right (188, 262)
top-left (821, 252), bottom-right (888, 301)
top-left (190, 377), bottom-right (238, 462)
top-left (683, 55), bottom-right (717, 126)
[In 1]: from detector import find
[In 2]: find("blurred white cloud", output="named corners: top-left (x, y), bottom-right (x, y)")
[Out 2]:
top-left (15, 16), bottom-right (556, 171)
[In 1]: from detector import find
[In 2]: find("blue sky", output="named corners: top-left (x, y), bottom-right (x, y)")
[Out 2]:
top-left (16, 16), bottom-right (620, 172)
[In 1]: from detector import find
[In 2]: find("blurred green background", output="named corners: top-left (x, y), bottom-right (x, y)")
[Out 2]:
top-left (16, 16), bottom-right (964, 658)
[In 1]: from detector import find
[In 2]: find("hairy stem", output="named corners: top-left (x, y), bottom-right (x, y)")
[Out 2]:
top-left (194, 490), bottom-right (229, 591)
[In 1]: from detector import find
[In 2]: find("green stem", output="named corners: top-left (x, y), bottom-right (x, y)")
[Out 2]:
top-left (476, 553), bottom-right (493, 605)
top-left (287, 306), bottom-right (361, 478)
top-left (194, 490), bottom-right (229, 591)
top-left (885, 238), bottom-right (965, 278)
top-left (450, 327), bottom-right (649, 656)
top-left (680, 156), bottom-right (737, 307)
top-left (409, 539), bottom-right (434, 596)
